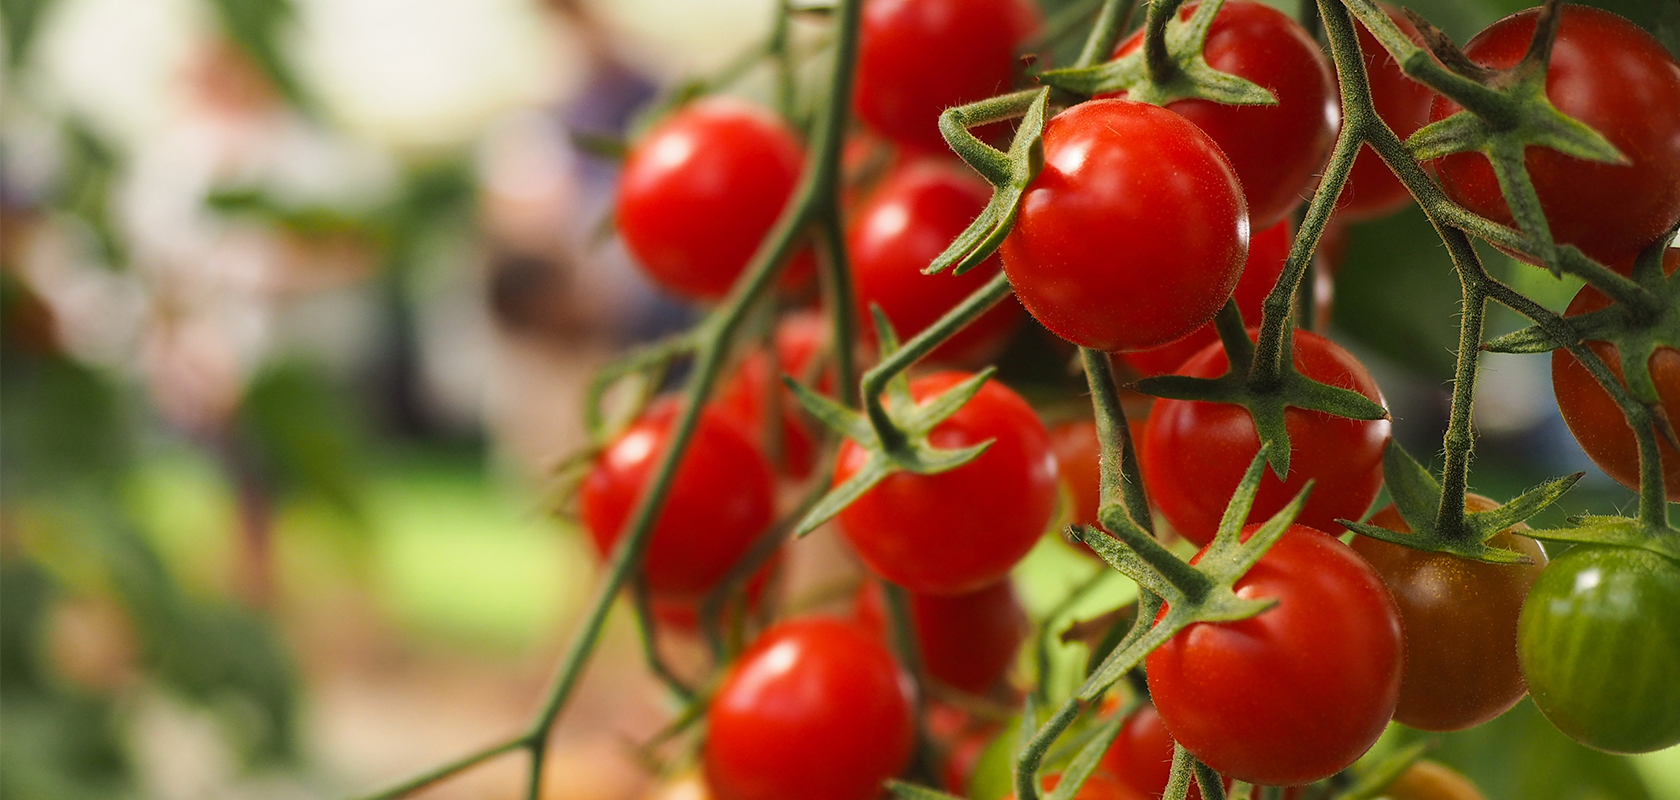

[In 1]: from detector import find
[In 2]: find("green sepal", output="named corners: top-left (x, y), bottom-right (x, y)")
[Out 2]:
top-left (1043, 716), bottom-right (1124, 800)
top-left (1330, 741), bottom-right (1432, 800)
top-left (929, 89), bottom-right (1051, 276)
top-left (1038, 0), bottom-right (1275, 108)
top-left (1522, 515), bottom-right (1680, 563)
top-left (887, 781), bottom-right (965, 800)
top-left (1406, 98), bottom-right (1624, 167)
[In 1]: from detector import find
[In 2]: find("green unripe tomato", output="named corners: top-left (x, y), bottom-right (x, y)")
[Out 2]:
top-left (1517, 544), bottom-right (1680, 753)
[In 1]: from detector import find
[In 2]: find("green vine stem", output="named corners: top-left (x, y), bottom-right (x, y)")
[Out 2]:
top-left (345, 2), bottom-right (864, 798)
top-left (629, 574), bottom-right (699, 701)
top-left (1080, 348), bottom-right (1154, 533)
top-left (1141, 0), bottom-right (1191, 84)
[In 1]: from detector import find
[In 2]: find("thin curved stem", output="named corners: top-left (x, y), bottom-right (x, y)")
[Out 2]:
top-left (354, 737), bottom-right (527, 800)
top-left (1074, 0), bottom-right (1142, 69)
top-left (1081, 348), bottom-right (1153, 533)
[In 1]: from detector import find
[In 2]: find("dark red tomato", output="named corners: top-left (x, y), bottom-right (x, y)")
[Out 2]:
top-left (714, 310), bottom-right (829, 480)
top-left (1118, 219), bottom-right (1291, 377)
top-left (649, 554), bottom-right (778, 632)
top-left (1335, 4), bottom-right (1434, 221)
top-left (849, 161), bottom-right (1023, 363)
top-left (1384, 761), bottom-right (1487, 800)
top-left (1050, 419), bottom-right (1104, 529)
top-left (1108, 1), bottom-right (1338, 230)
top-left (1146, 524), bottom-right (1404, 786)
top-left (1351, 495), bottom-right (1546, 731)
top-left (1102, 704), bottom-right (1220, 800)
top-left (704, 617), bottom-right (915, 800)
top-left (1552, 250), bottom-right (1680, 499)
top-left (999, 99), bottom-right (1248, 352)
top-left (1141, 329), bottom-right (1390, 546)
top-left (835, 372), bottom-right (1059, 594)
top-left (617, 98), bottom-right (806, 300)
top-left (1430, 6), bottom-right (1680, 269)
top-left (579, 399), bottom-right (774, 600)
top-left (1010, 773), bottom-right (1146, 800)
top-left (853, 578), bottom-right (1028, 695)
top-left (855, 0), bottom-right (1042, 153)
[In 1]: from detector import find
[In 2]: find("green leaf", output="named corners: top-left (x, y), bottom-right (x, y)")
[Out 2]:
top-left (792, 455), bottom-right (892, 537)
top-left (888, 782), bottom-right (966, 800)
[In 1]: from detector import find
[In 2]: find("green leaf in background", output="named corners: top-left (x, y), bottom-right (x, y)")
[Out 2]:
top-left (209, 0), bottom-right (311, 111)
top-left (0, 0), bottom-right (54, 69)
top-left (239, 359), bottom-right (372, 524)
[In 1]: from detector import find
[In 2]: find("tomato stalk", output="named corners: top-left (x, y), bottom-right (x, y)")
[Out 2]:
top-left (629, 574), bottom-right (700, 701)
top-left (1141, 0), bottom-right (1192, 86)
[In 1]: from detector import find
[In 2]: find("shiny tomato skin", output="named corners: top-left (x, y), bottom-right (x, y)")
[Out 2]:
top-left (849, 161), bottom-right (1023, 364)
top-left (1140, 329), bottom-right (1391, 546)
top-left (714, 310), bottom-right (829, 480)
top-left (579, 399), bottom-right (775, 600)
top-left (854, 578), bottom-right (1028, 695)
top-left (1551, 250), bottom-right (1680, 499)
top-left (1351, 496), bottom-right (1546, 731)
top-left (1430, 6), bottom-right (1680, 269)
top-left (1000, 99), bottom-right (1248, 352)
top-left (1518, 545), bottom-right (1680, 754)
top-left (1335, 5), bottom-right (1435, 220)
top-left (617, 99), bottom-right (805, 300)
top-left (704, 618), bottom-right (916, 800)
top-left (835, 372), bottom-right (1059, 595)
top-left (1109, 1), bottom-right (1339, 230)
top-left (855, 0), bottom-right (1042, 153)
top-left (1146, 524), bottom-right (1404, 786)
top-left (1118, 219), bottom-right (1291, 378)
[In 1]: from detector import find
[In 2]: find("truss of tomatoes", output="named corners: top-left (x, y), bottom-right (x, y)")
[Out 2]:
top-left (583, 3), bottom-right (1680, 800)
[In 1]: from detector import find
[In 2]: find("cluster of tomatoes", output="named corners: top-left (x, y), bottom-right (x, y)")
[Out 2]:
top-left (582, 2), bottom-right (1680, 800)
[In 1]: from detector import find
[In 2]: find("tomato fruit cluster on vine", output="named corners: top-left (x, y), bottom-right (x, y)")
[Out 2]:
top-left (577, 2), bottom-right (1680, 800)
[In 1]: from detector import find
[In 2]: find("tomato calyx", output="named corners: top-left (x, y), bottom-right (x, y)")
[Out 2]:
top-left (1339, 440), bottom-right (1578, 565)
top-left (1038, 0), bottom-right (1275, 109)
top-left (1135, 316), bottom-right (1388, 478)
top-left (927, 89), bottom-right (1051, 277)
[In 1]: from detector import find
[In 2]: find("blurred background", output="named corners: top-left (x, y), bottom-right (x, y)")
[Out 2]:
top-left (1, 0), bottom-right (1676, 798)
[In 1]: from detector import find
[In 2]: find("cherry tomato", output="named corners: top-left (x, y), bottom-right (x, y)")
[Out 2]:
top-left (1430, 6), bottom-right (1680, 269)
top-left (1146, 524), bottom-right (1404, 786)
top-left (1518, 545), bottom-right (1680, 754)
top-left (999, 99), bottom-right (1248, 352)
top-left (855, 0), bottom-right (1042, 153)
top-left (849, 161), bottom-right (1023, 363)
top-left (1051, 419), bottom-right (1104, 529)
top-left (1010, 773), bottom-right (1145, 800)
top-left (1102, 703), bottom-right (1221, 800)
top-left (1118, 219), bottom-right (1292, 378)
top-left (1334, 4), bottom-right (1434, 221)
top-left (1351, 495), bottom-right (1546, 731)
top-left (1551, 249), bottom-right (1680, 500)
top-left (579, 399), bottom-right (774, 601)
top-left (704, 617), bottom-right (916, 800)
top-left (616, 98), bottom-right (807, 300)
top-left (714, 310), bottom-right (829, 480)
top-left (1383, 761), bottom-right (1487, 800)
top-left (1107, 1), bottom-right (1339, 230)
top-left (1141, 329), bottom-right (1391, 546)
top-left (648, 556), bottom-right (777, 632)
top-left (854, 578), bottom-right (1027, 695)
top-left (835, 372), bottom-right (1059, 594)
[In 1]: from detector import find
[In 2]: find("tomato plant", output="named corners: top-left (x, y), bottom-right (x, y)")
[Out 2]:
top-left (616, 98), bottom-right (808, 300)
top-left (834, 371), bottom-right (1058, 594)
top-left (1141, 329), bottom-right (1391, 546)
top-left (849, 161), bottom-right (1023, 363)
top-left (855, 0), bottom-right (1042, 153)
top-left (1550, 250), bottom-right (1680, 500)
top-left (714, 310), bottom-right (830, 479)
top-left (1518, 545), bottom-right (1680, 754)
top-left (1333, 3), bottom-right (1435, 221)
top-left (704, 617), bottom-right (916, 800)
top-left (579, 399), bottom-right (775, 601)
top-left (1351, 496), bottom-right (1546, 731)
top-left (1108, 1), bottom-right (1338, 230)
top-left (1430, 6), bottom-right (1680, 269)
top-left (1146, 524), bottom-right (1404, 787)
top-left (854, 577), bottom-right (1028, 696)
top-left (999, 99), bottom-right (1248, 353)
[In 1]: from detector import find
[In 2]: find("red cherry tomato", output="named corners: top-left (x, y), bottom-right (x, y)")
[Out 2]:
top-left (1551, 249), bottom-right (1680, 499)
top-left (849, 161), bottom-right (1023, 363)
top-left (1118, 219), bottom-right (1290, 378)
top-left (835, 372), bottom-right (1059, 594)
top-left (714, 310), bottom-right (829, 480)
top-left (999, 99), bottom-right (1248, 352)
top-left (1430, 6), bottom-right (1680, 269)
top-left (648, 556), bottom-right (778, 632)
top-left (1050, 419), bottom-right (1104, 529)
top-left (1141, 329), bottom-right (1391, 546)
top-left (855, 0), bottom-right (1042, 153)
top-left (579, 399), bottom-right (774, 600)
top-left (854, 578), bottom-right (1028, 695)
top-left (1146, 524), bottom-right (1404, 786)
top-left (1334, 4), bottom-right (1435, 221)
top-left (1108, 1), bottom-right (1339, 230)
top-left (1102, 704), bottom-right (1221, 800)
top-left (1351, 496), bottom-right (1546, 731)
top-left (617, 99), bottom-right (807, 300)
top-left (704, 618), bottom-right (915, 800)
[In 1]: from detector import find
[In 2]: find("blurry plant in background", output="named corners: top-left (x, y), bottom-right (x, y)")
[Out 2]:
top-left (0, 0), bottom-right (1677, 799)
